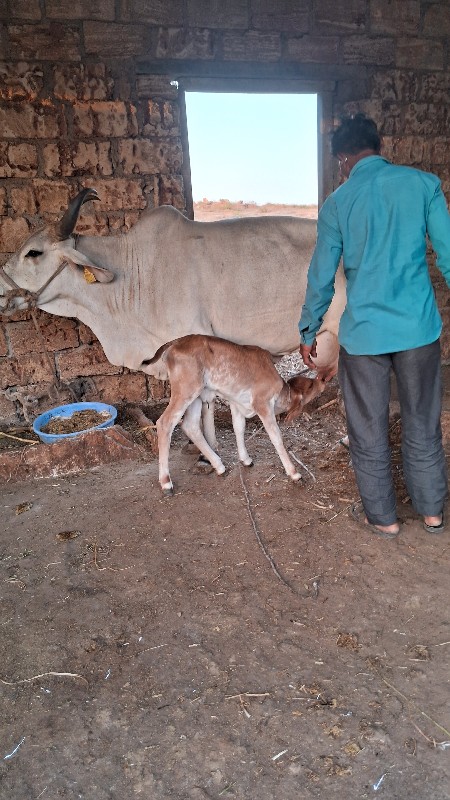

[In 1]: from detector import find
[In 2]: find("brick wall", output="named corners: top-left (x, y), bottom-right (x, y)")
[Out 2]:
top-left (0, 0), bottom-right (449, 425)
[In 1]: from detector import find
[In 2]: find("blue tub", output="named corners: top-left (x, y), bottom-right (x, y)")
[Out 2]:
top-left (33, 402), bottom-right (117, 444)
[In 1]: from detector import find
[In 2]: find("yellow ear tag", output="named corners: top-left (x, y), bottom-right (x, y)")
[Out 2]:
top-left (83, 267), bottom-right (97, 284)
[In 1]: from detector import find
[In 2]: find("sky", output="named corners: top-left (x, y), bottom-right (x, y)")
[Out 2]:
top-left (184, 92), bottom-right (318, 206)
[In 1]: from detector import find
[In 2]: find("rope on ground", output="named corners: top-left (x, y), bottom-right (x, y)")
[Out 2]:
top-left (239, 465), bottom-right (302, 596)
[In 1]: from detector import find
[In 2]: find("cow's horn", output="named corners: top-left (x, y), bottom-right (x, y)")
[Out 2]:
top-left (57, 188), bottom-right (99, 240)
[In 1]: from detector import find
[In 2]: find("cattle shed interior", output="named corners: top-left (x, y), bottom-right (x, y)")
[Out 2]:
top-left (0, 0), bottom-right (449, 424)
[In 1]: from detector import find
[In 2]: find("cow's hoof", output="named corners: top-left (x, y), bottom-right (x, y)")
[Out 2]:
top-left (291, 472), bottom-right (302, 483)
top-left (241, 458), bottom-right (254, 468)
top-left (192, 457), bottom-right (215, 475)
top-left (162, 485), bottom-right (174, 497)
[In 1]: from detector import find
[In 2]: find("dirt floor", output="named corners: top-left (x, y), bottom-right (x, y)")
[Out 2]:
top-left (1, 367), bottom-right (450, 800)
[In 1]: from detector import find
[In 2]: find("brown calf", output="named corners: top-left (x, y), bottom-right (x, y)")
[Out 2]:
top-left (145, 334), bottom-right (326, 495)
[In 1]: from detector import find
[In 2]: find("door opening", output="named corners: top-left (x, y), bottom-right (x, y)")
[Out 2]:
top-left (184, 92), bottom-right (318, 221)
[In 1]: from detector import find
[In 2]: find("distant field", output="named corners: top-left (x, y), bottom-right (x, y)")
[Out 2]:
top-left (193, 199), bottom-right (318, 221)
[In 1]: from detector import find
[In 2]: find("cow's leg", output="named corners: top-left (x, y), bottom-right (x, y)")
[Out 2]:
top-left (229, 403), bottom-right (253, 466)
top-left (181, 398), bottom-right (226, 476)
top-left (256, 405), bottom-right (301, 482)
top-left (156, 397), bottom-right (193, 495)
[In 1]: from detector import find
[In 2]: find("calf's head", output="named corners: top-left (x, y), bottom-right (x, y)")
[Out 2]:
top-left (284, 374), bottom-right (326, 424)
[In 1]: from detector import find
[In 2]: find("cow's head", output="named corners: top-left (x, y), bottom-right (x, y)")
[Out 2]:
top-left (0, 188), bottom-right (114, 313)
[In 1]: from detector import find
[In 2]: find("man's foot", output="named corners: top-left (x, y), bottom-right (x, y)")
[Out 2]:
top-left (423, 513), bottom-right (445, 534)
top-left (350, 502), bottom-right (400, 539)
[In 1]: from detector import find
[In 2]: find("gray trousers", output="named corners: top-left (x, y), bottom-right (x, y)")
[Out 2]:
top-left (338, 340), bottom-right (448, 526)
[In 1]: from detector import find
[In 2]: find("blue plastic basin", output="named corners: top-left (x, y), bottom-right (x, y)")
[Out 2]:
top-left (32, 402), bottom-right (117, 444)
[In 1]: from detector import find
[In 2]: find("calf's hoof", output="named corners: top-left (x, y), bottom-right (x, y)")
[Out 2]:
top-left (241, 458), bottom-right (254, 468)
top-left (291, 472), bottom-right (302, 483)
top-left (192, 456), bottom-right (215, 475)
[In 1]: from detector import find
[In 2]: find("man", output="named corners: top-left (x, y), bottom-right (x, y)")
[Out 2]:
top-left (299, 113), bottom-right (450, 538)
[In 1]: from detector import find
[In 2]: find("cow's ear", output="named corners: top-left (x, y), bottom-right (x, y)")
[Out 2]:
top-left (58, 244), bottom-right (115, 283)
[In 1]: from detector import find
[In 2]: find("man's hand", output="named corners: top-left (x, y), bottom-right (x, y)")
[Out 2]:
top-left (299, 340), bottom-right (317, 369)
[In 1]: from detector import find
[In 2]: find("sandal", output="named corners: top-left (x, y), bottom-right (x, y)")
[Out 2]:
top-left (423, 513), bottom-right (445, 534)
top-left (350, 501), bottom-right (400, 540)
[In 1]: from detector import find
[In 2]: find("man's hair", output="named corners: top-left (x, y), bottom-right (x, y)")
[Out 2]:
top-left (330, 113), bottom-right (381, 156)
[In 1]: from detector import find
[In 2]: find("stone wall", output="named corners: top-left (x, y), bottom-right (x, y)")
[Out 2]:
top-left (0, 0), bottom-right (449, 425)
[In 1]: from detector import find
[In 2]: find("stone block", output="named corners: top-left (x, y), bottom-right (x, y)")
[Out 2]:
top-left (42, 143), bottom-right (62, 178)
top-left (0, 186), bottom-right (5, 214)
top-left (53, 64), bottom-right (114, 101)
top-left (286, 35), bottom-right (339, 63)
top-left (396, 38), bottom-right (444, 71)
top-left (0, 62), bottom-right (43, 100)
top-left (0, 103), bottom-right (60, 139)
top-left (142, 100), bottom-right (180, 137)
top-left (62, 141), bottom-right (113, 177)
top-left (10, 185), bottom-right (37, 215)
top-left (119, 139), bottom-right (183, 175)
top-left (343, 36), bottom-right (395, 66)
top-left (157, 174), bottom-right (185, 209)
top-left (0, 392), bottom-right (17, 425)
top-left (252, 0), bottom-right (309, 33)
top-left (0, 353), bottom-right (54, 388)
top-left (371, 70), bottom-right (419, 103)
top-left (84, 21), bottom-right (147, 57)
top-left (313, 0), bottom-right (366, 33)
top-left (0, 216), bottom-right (29, 253)
top-left (0, 425), bottom-right (146, 483)
top-left (148, 375), bottom-right (169, 401)
top-left (432, 140), bottom-right (448, 165)
top-left (57, 342), bottom-right (121, 380)
top-left (73, 100), bottom-right (137, 138)
top-left (46, 0), bottom-right (115, 20)
top-left (403, 103), bottom-right (448, 137)
top-left (370, 0), bottom-right (420, 35)
top-left (85, 372), bottom-right (148, 403)
top-left (8, 317), bottom-right (79, 356)
top-left (418, 73), bottom-right (450, 104)
top-left (136, 75), bottom-right (178, 99)
top-left (423, 5), bottom-right (450, 36)
top-left (8, 23), bottom-right (81, 61)
top-left (0, 143), bottom-right (37, 178)
top-left (9, 0), bottom-right (41, 18)
top-left (84, 179), bottom-right (146, 211)
top-left (187, 0), bottom-right (248, 28)
top-left (156, 26), bottom-right (215, 60)
top-left (130, 0), bottom-right (183, 25)
top-left (33, 181), bottom-right (71, 214)
top-left (223, 30), bottom-right (281, 61)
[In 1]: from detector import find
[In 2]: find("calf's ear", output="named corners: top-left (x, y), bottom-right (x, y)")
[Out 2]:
top-left (58, 244), bottom-right (115, 283)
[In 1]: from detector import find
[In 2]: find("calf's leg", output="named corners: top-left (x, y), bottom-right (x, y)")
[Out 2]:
top-left (256, 405), bottom-right (301, 482)
top-left (156, 396), bottom-right (195, 495)
top-left (181, 398), bottom-right (227, 476)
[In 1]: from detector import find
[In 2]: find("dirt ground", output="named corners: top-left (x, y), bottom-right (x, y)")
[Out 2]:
top-left (1, 369), bottom-right (450, 800)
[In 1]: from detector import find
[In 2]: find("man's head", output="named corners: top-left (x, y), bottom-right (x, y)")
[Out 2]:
top-left (331, 113), bottom-right (381, 179)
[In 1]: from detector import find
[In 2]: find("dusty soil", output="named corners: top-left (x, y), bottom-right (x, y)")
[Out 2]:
top-left (2, 370), bottom-right (450, 800)
top-left (193, 200), bottom-right (318, 221)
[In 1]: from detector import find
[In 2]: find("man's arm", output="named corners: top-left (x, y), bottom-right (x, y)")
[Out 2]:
top-left (427, 181), bottom-right (450, 286)
top-left (298, 196), bottom-right (343, 358)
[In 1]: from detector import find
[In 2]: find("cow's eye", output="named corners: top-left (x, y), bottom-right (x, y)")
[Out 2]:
top-left (25, 250), bottom-right (43, 259)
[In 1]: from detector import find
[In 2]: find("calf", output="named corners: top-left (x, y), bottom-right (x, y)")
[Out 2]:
top-left (145, 334), bottom-right (326, 495)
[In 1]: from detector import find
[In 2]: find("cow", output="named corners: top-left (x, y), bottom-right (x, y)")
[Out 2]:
top-left (145, 334), bottom-right (326, 494)
top-left (0, 188), bottom-right (346, 445)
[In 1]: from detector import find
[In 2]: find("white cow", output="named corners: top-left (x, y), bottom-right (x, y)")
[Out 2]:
top-left (0, 189), bottom-right (346, 441)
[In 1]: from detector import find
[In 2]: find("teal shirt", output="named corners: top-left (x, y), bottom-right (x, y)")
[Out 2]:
top-left (299, 156), bottom-right (450, 354)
